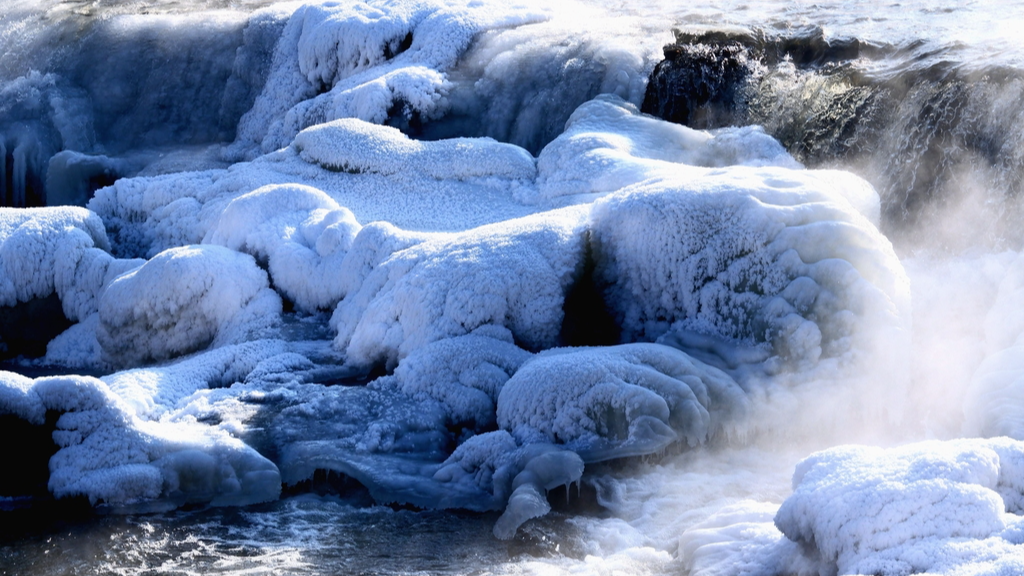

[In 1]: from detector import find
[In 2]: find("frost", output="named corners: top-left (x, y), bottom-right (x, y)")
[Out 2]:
top-left (1, 373), bottom-right (280, 509)
top-left (205, 183), bottom-right (362, 312)
top-left (293, 118), bottom-right (536, 182)
top-left (97, 245), bottom-right (282, 368)
top-left (497, 343), bottom-right (748, 461)
top-left (233, 0), bottom-right (553, 156)
top-left (589, 169), bottom-right (909, 375)
top-left (775, 438), bottom-right (1024, 575)
top-left (332, 206), bottom-right (588, 368)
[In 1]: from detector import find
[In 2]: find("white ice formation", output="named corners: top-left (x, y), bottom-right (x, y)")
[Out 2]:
top-left (2, 0), bottom-right (984, 556)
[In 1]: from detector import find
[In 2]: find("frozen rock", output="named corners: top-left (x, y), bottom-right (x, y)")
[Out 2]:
top-left (205, 183), bottom-right (362, 312)
top-left (497, 343), bottom-right (748, 461)
top-left (589, 169), bottom-right (909, 375)
top-left (97, 245), bottom-right (282, 367)
top-left (775, 438), bottom-right (1024, 575)
top-left (332, 206), bottom-right (588, 368)
top-left (293, 118), bottom-right (536, 181)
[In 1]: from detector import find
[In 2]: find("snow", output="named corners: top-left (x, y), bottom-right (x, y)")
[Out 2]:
top-left (331, 206), bottom-right (589, 369)
top-left (589, 167), bottom-right (909, 376)
top-left (205, 183), bottom-right (362, 312)
top-left (497, 343), bottom-right (748, 461)
top-left (3, 372), bottom-right (280, 509)
top-left (97, 245), bottom-right (282, 367)
top-left (231, 0), bottom-right (553, 157)
top-left (4, 0), bottom-right (1021, 566)
top-left (293, 118), bottom-right (536, 182)
top-left (775, 438), bottom-right (1024, 575)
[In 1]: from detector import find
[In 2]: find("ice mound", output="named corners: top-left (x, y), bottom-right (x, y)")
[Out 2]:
top-left (384, 326), bottom-right (533, 429)
top-left (205, 183), bottom-right (362, 312)
top-left (1, 207), bottom-right (114, 311)
top-left (497, 343), bottom-right (748, 461)
top-left (332, 206), bottom-right (588, 368)
top-left (97, 245), bottom-right (282, 367)
top-left (536, 95), bottom-right (802, 202)
top-left (775, 438), bottom-right (1024, 575)
top-left (589, 170), bottom-right (909, 374)
top-left (232, 0), bottom-right (552, 157)
top-left (0, 373), bottom-right (280, 509)
top-left (293, 118), bottom-right (536, 181)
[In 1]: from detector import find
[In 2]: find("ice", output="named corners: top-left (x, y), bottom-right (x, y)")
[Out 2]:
top-left (535, 95), bottom-right (802, 203)
top-left (385, 326), bottom-right (533, 429)
top-left (331, 206), bottom-right (589, 369)
top-left (497, 343), bottom-right (748, 461)
top-left (205, 183), bottom-right (362, 312)
top-left (589, 167), bottom-right (909, 377)
top-left (97, 245), bottom-right (282, 367)
top-left (774, 438), bottom-right (1024, 575)
top-left (1, 372), bottom-right (280, 509)
top-left (293, 118), bottom-right (536, 182)
top-left (232, 0), bottom-right (553, 157)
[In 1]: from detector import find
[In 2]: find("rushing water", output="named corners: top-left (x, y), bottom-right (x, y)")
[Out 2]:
top-left (4, 1), bottom-right (1024, 575)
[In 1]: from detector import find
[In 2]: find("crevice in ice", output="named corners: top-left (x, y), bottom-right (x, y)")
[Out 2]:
top-left (0, 293), bottom-right (74, 360)
top-left (0, 410), bottom-right (60, 501)
top-left (559, 232), bottom-right (620, 348)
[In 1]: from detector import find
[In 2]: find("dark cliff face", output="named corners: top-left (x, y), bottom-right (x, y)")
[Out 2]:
top-left (641, 28), bottom-right (1024, 246)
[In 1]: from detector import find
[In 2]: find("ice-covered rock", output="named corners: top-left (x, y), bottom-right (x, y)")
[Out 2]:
top-left (775, 438), bottom-right (1024, 575)
top-left (293, 118), bottom-right (536, 182)
top-left (232, 0), bottom-right (552, 157)
top-left (589, 168), bottom-right (909, 375)
top-left (205, 183), bottom-right (362, 312)
top-left (97, 245), bottom-right (282, 367)
top-left (332, 206), bottom-right (588, 368)
top-left (384, 325), bottom-right (533, 429)
top-left (0, 373), bottom-right (280, 509)
top-left (497, 343), bottom-right (748, 461)
top-left (536, 95), bottom-right (803, 203)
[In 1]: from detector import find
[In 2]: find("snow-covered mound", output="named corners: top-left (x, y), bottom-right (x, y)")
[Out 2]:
top-left (498, 343), bottom-right (748, 461)
top-left (772, 439), bottom-right (1024, 575)
top-left (230, 0), bottom-right (552, 158)
top-left (590, 168), bottom-right (908, 375)
top-left (0, 371), bottom-right (280, 509)
top-left (97, 245), bottom-right (282, 367)
top-left (331, 206), bottom-right (589, 368)
top-left (205, 183), bottom-right (362, 312)
top-left (293, 118), bottom-right (536, 181)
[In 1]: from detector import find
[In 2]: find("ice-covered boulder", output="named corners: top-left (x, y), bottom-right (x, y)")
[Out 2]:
top-left (205, 183), bottom-right (362, 312)
top-left (332, 206), bottom-right (588, 368)
top-left (497, 343), bottom-right (748, 461)
top-left (535, 95), bottom-right (803, 203)
top-left (0, 373), bottom-right (280, 509)
top-left (775, 438), bottom-right (1024, 575)
top-left (589, 169), bottom-right (909, 375)
top-left (293, 118), bottom-right (536, 182)
top-left (232, 0), bottom-right (552, 156)
top-left (97, 245), bottom-right (282, 367)
top-left (0, 207), bottom-right (137, 318)
top-left (383, 325), bottom-right (533, 429)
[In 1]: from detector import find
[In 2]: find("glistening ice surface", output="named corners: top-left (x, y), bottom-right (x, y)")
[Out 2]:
top-left (3, 1), bottom-right (1024, 575)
